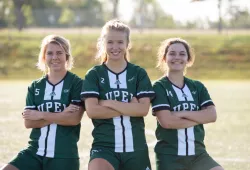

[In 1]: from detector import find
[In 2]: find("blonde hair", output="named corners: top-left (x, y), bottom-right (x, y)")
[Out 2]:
top-left (156, 37), bottom-right (195, 73)
top-left (96, 19), bottom-right (131, 63)
top-left (36, 34), bottom-right (74, 73)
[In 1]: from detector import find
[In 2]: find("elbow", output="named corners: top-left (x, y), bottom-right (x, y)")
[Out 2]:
top-left (138, 105), bottom-right (150, 117)
top-left (24, 121), bottom-right (33, 129)
top-left (25, 124), bottom-right (32, 129)
top-left (139, 110), bottom-right (149, 117)
top-left (209, 109), bottom-right (217, 123)
top-left (68, 120), bottom-right (81, 126)
top-left (66, 113), bottom-right (83, 126)
top-left (160, 121), bottom-right (174, 129)
top-left (204, 112), bottom-right (217, 124)
top-left (86, 110), bottom-right (96, 119)
top-left (210, 113), bottom-right (217, 123)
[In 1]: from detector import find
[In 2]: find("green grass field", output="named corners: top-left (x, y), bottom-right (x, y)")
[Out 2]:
top-left (1, 30), bottom-right (250, 80)
top-left (0, 80), bottom-right (249, 170)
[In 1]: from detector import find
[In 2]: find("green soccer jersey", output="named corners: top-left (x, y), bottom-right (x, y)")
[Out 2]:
top-left (81, 62), bottom-right (154, 153)
top-left (151, 76), bottom-right (214, 156)
top-left (25, 71), bottom-right (82, 158)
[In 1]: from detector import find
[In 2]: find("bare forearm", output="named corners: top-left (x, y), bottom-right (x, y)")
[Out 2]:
top-left (156, 110), bottom-right (199, 129)
top-left (41, 110), bottom-right (83, 126)
top-left (86, 105), bottom-right (121, 119)
top-left (24, 119), bottom-right (50, 129)
top-left (105, 100), bottom-right (149, 117)
top-left (163, 118), bottom-right (199, 129)
top-left (175, 107), bottom-right (217, 124)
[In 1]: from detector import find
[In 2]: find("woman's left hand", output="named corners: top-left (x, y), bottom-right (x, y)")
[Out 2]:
top-left (22, 109), bottom-right (43, 120)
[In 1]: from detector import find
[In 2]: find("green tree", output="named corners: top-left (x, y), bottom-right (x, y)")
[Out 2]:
top-left (22, 4), bottom-right (33, 26)
top-left (229, 9), bottom-right (250, 28)
top-left (12, 0), bottom-right (25, 31)
top-left (111, 0), bottom-right (119, 18)
top-left (58, 7), bottom-right (75, 26)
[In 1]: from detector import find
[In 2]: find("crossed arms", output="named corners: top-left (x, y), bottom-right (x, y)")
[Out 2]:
top-left (155, 105), bottom-right (217, 129)
top-left (22, 104), bottom-right (84, 128)
top-left (84, 97), bottom-right (150, 119)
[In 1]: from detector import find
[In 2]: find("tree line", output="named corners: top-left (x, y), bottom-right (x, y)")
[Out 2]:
top-left (0, 0), bottom-right (249, 31)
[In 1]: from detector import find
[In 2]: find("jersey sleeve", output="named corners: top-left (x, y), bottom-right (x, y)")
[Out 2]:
top-left (151, 81), bottom-right (170, 116)
top-left (25, 81), bottom-right (37, 110)
top-left (70, 76), bottom-right (83, 106)
top-left (198, 81), bottom-right (214, 108)
top-left (136, 68), bottom-right (155, 99)
top-left (81, 68), bottom-right (99, 100)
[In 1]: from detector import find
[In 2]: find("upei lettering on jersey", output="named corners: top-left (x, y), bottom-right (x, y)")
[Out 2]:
top-left (105, 90), bottom-right (133, 102)
top-left (173, 102), bottom-right (199, 111)
top-left (37, 102), bottom-right (67, 112)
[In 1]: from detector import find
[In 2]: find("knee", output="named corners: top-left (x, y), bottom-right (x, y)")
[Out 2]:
top-left (210, 166), bottom-right (224, 170)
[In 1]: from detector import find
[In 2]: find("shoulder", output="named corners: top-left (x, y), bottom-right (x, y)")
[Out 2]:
top-left (185, 77), bottom-right (205, 89)
top-left (88, 65), bottom-right (104, 72)
top-left (85, 65), bottom-right (103, 76)
top-left (152, 76), bottom-right (168, 87)
top-left (30, 76), bottom-right (46, 86)
top-left (66, 72), bottom-right (83, 87)
top-left (67, 71), bottom-right (81, 79)
top-left (127, 62), bottom-right (147, 73)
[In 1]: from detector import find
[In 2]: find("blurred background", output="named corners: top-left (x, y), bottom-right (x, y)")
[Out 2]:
top-left (1, 0), bottom-right (250, 31)
top-left (0, 1), bottom-right (250, 170)
top-left (0, 0), bottom-right (250, 80)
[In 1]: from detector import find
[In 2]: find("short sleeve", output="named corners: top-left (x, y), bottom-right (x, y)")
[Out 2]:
top-left (136, 68), bottom-right (155, 99)
top-left (198, 82), bottom-right (214, 108)
top-left (25, 82), bottom-right (37, 110)
top-left (151, 82), bottom-right (170, 116)
top-left (70, 77), bottom-right (83, 106)
top-left (81, 68), bottom-right (99, 100)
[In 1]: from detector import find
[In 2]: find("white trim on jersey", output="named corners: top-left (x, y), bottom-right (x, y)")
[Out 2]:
top-left (81, 91), bottom-right (99, 95)
top-left (152, 104), bottom-right (170, 109)
top-left (44, 82), bottom-right (54, 100)
top-left (37, 81), bottom-right (64, 158)
top-left (177, 127), bottom-right (195, 156)
top-left (137, 91), bottom-right (155, 96)
top-left (71, 100), bottom-right (81, 102)
top-left (36, 126), bottom-right (48, 156)
top-left (113, 116), bottom-right (123, 152)
top-left (174, 84), bottom-right (195, 156)
top-left (53, 81), bottom-right (64, 100)
top-left (123, 116), bottom-right (134, 152)
top-left (119, 71), bottom-right (127, 89)
top-left (108, 71), bottom-right (128, 89)
top-left (187, 127), bottom-right (195, 155)
top-left (177, 129), bottom-right (186, 156)
top-left (113, 116), bottom-right (134, 152)
top-left (201, 100), bottom-right (212, 107)
top-left (46, 123), bottom-right (57, 158)
top-left (182, 85), bottom-right (194, 101)
top-left (172, 86), bottom-right (185, 101)
top-left (24, 106), bottom-right (36, 109)
top-left (108, 71), bottom-right (118, 89)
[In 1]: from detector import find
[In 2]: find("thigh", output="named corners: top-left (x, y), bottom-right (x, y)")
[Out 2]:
top-left (44, 158), bottom-right (79, 170)
top-left (1, 164), bottom-right (19, 170)
top-left (8, 149), bottom-right (42, 170)
top-left (120, 149), bottom-right (151, 170)
top-left (191, 152), bottom-right (221, 170)
top-left (210, 166), bottom-right (224, 170)
top-left (89, 148), bottom-right (120, 170)
top-left (155, 153), bottom-right (187, 170)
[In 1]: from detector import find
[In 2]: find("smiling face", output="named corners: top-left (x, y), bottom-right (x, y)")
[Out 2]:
top-left (166, 43), bottom-right (188, 72)
top-left (104, 30), bottom-right (128, 62)
top-left (45, 42), bottom-right (67, 73)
